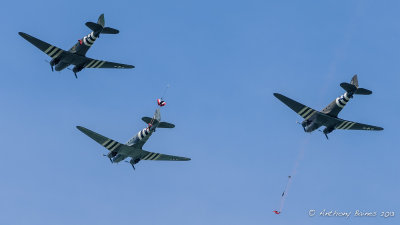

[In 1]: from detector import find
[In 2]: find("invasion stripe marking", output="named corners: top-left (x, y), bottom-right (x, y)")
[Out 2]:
top-left (52, 49), bottom-right (63, 58)
top-left (346, 123), bottom-right (356, 130)
top-left (96, 61), bottom-right (106, 68)
top-left (340, 122), bottom-right (352, 129)
top-left (102, 139), bottom-right (112, 146)
top-left (342, 122), bottom-right (354, 130)
top-left (110, 143), bottom-right (120, 151)
top-left (341, 122), bottom-right (351, 129)
top-left (44, 45), bottom-right (54, 54)
top-left (302, 109), bottom-right (314, 119)
top-left (153, 154), bottom-right (162, 160)
top-left (105, 140), bottom-right (116, 149)
top-left (90, 60), bottom-right (102, 68)
top-left (48, 47), bottom-right (59, 57)
top-left (300, 108), bottom-right (312, 118)
top-left (343, 93), bottom-right (350, 101)
top-left (338, 122), bottom-right (349, 129)
top-left (107, 142), bottom-right (119, 150)
top-left (336, 121), bottom-right (347, 129)
top-left (87, 38), bottom-right (94, 44)
top-left (143, 153), bottom-right (154, 160)
top-left (336, 98), bottom-right (344, 108)
top-left (297, 106), bottom-right (308, 115)
top-left (149, 153), bottom-right (159, 160)
top-left (83, 37), bottom-right (90, 46)
top-left (305, 111), bottom-right (316, 120)
top-left (49, 49), bottom-right (60, 58)
top-left (85, 60), bottom-right (96, 68)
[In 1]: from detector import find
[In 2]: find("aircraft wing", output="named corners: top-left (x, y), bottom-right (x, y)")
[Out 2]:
top-left (139, 150), bottom-right (191, 161)
top-left (76, 126), bottom-right (124, 152)
top-left (19, 32), bottom-right (68, 59)
top-left (82, 57), bottom-right (134, 69)
top-left (273, 93), bottom-right (318, 120)
top-left (316, 114), bottom-right (384, 131)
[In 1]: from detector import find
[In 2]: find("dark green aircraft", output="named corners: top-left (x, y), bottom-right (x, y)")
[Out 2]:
top-left (19, 14), bottom-right (134, 78)
top-left (77, 107), bottom-right (191, 170)
top-left (274, 75), bottom-right (383, 139)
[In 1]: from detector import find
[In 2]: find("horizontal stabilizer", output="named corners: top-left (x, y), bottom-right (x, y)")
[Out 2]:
top-left (340, 83), bottom-right (372, 95)
top-left (142, 117), bottom-right (152, 124)
top-left (102, 27), bottom-right (119, 34)
top-left (158, 122), bottom-right (175, 128)
top-left (85, 22), bottom-right (103, 32)
top-left (340, 82), bottom-right (357, 93)
top-left (355, 88), bottom-right (372, 95)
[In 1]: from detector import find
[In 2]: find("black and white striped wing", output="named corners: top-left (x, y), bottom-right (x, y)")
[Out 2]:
top-left (19, 32), bottom-right (67, 59)
top-left (83, 57), bottom-right (135, 69)
top-left (334, 119), bottom-right (384, 131)
top-left (273, 93), bottom-right (318, 120)
top-left (76, 126), bottom-right (123, 152)
top-left (140, 150), bottom-right (191, 161)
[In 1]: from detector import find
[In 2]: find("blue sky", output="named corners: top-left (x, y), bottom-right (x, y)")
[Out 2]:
top-left (0, 0), bottom-right (399, 224)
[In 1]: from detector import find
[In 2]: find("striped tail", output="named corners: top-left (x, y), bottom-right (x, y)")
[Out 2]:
top-left (340, 75), bottom-right (372, 95)
top-left (85, 14), bottom-right (119, 35)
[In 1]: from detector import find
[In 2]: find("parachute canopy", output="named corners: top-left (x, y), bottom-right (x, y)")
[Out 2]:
top-left (157, 99), bottom-right (166, 107)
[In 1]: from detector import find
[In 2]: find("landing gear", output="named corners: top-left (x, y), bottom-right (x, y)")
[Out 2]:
top-left (72, 65), bottom-right (84, 79)
top-left (322, 127), bottom-right (334, 140)
top-left (129, 158), bottom-right (141, 171)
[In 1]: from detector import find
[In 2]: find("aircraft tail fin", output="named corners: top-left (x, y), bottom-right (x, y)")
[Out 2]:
top-left (85, 14), bottom-right (119, 34)
top-left (97, 14), bottom-right (105, 27)
top-left (340, 74), bottom-right (372, 95)
top-left (350, 74), bottom-right (359, 87)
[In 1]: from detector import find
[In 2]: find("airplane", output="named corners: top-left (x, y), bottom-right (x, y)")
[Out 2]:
top-left (273, 75), bottom-right (383, 139)
top-left (76, 107), bottom-right (190, 170)
top-left (19, 14), bottom-right (134, 78)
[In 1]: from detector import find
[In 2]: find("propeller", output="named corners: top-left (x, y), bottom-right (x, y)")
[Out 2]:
top-left (296, 121), bottom-right (306, 132)
top-left (45, 59), bottom-right (54, 71)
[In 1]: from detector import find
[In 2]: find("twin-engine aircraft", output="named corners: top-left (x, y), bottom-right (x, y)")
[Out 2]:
top-left (77, 104), bottom-right (190, 170)
top-left (19, 14), bottom-right (134, 78)
top-left (274, 75), bottom-right (383, 139)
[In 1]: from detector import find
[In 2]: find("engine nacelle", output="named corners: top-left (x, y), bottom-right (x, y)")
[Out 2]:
top-left (50, 57), bottom-right (60, 66)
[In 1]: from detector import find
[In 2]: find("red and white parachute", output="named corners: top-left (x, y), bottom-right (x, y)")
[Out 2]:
top-left (157, 99), bottom-right (166, 107)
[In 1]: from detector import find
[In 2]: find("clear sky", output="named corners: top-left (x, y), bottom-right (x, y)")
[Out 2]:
top-left (0, 0), bottom-right (399, 224)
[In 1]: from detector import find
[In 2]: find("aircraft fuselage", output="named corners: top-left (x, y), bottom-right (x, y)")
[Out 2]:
top-left (108, 109), bottom-right (161, 163)
top-left (301, 91), bottom-right (353, 133)
top-left (52, 31), bottom-right (99, 71)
